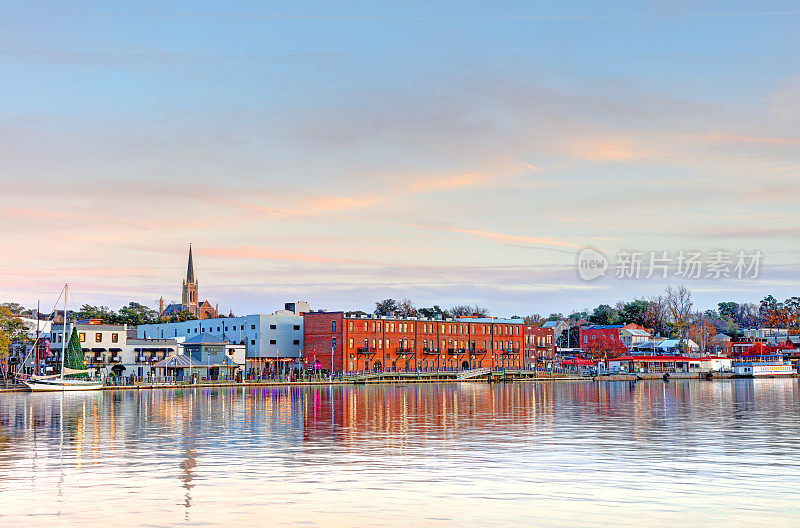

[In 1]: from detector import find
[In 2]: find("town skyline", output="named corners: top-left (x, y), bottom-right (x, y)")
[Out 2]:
top-left (2, 1), bottom-right (799, 316)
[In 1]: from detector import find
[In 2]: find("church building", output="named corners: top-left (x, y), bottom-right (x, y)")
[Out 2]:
top-left (160, 245), bottom-right (220, 320)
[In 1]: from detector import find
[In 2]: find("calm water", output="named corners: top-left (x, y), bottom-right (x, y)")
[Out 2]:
top-left (1, 380), bottom-right (799, 527)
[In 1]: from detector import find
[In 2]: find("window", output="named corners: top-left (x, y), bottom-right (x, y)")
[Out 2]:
top-left (332, 337), bottom-right (336, 348)
top-left (293, 325), bottom-right (300, 330)
top-left (349, 338), bottom-right (354, 348)
top-left (270, 339), bottom-right (276, 345)
top-left (293, 340), bottom-right (299, 345)
top-left (225, 326), bottom-right (228, 331)
top-left (79, 333), bottom-right (85, 342)
top-left (332, 321), bottom-right (337, 332)
top-left (112, 333), bottom-right (118, 343)
top-left (251, 325), bottom-right (256, 330)
top-left (95, 333), bottom-right (102, 343)
top-left (348, 321), bottom-right (353, 331)
top-left (217, 327), bottom-right (220, 332)
top-left (251, 340), bottom-right (256, 345)
top-left (270, 324), bottom-right (276, 330)
top-left (377, 322), bottom-right (381, 331)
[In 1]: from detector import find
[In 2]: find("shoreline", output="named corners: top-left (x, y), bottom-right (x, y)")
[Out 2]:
top-left (2, 371), bottom-right (796, 393)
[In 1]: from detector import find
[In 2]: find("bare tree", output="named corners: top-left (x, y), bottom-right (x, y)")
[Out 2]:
top-left (524, 313), bottom-right (545, 326)
top-left (665, 285), bottom-right (693, 339)
top-left (447, 305), bottom-right (472, 318)
top-left (643, 295), bottom-right (668, 335)
top-left (397, 298), bottom-right (417, 317)
top-left (447, 304), bottom-right (489, 318)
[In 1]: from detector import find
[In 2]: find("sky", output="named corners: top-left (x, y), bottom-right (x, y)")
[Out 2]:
top-left (1, 1), bottom-right (799, 317)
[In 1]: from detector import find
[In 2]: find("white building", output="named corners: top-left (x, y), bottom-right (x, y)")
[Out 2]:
top-left (137, 305), bottom-right (306, 374)
top-left (49, 321), bottom-right (180, 379)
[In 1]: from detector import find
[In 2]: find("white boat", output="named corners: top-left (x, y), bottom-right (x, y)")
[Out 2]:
top-left (733, 354), bottom-right (797, 377)
top-left (23, 283), bottom-right (104, 392)
top-left (24, 376), bottom-right (104, 391)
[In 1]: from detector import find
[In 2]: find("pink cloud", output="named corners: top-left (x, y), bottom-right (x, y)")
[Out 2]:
top-left (410, 224), bottom-right (581, 249)
top-left (204, 245), bottom-right (370, 265)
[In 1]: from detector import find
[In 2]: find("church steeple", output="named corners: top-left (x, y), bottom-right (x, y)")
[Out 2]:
top-left (186, 244), bottom-right (195, 284)
top-left (182, 244), bottom-right (199, 308)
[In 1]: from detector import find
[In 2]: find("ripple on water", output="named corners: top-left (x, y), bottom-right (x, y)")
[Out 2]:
top-left (0, 380), bottom-right (798, 527)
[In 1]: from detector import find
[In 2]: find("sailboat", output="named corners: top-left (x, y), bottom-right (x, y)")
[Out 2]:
top-left (24, 284), bottom-right (104, 392)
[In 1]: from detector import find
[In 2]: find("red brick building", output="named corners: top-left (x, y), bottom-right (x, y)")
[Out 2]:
top-left (523, 326), bottom-right (555, 368)
top-left (303, 312), bottom-right (524, 372)
top-left (579, 323), bottom-right (647, 350)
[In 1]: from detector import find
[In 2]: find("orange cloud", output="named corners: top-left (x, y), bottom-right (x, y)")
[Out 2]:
top-left (409, 173), bottom-right (491, 193)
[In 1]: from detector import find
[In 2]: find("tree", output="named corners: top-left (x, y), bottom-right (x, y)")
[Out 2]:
top-left (617, 299), bottom-right (649, 327)
top-left (547, 313), bottom-right (564, 321)
top-left (689, 314), bottom-right (716, 354)
top-left (568, 310), bottom-right (590, 322)
top-left (589, 304), bottom-right (618, 325)
top-left (418, 305), bottom-right (446, 318)
top-left (0, 308), bottom-right (25, 381)
top-left (665, 285), bottom-right (693, 339)
top-left (0, 302), bottom-right (27, 315)
top-left (118, 302), bottom-right (158, 325)
top-left (643, 295), bottom-right (668, 335)
top-left (397, 298), bottom-right (417, 317)
top-left (524, 314), bottom-right (545, 326)
top-left (72, 304), bottom-right (120, 324)
top-left (374, 299), bottom-right (399, 317)
top-left (718, 302), bottom-right (739, 321)
top-left (448, 305), bottom-right (489, 318)
top-left (448, 305), bottom-right (473, 318)
top-left (583, 335), bottom-right (628, 362)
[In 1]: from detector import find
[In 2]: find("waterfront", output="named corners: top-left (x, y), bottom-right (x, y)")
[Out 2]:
top-left (1, 380), bottom-right (799, 527)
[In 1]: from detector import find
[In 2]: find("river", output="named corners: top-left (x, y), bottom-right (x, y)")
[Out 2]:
top-left (1, 380), bottom-right (799, 527)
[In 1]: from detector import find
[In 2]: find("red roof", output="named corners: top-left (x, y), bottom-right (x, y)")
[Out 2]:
top-left (610, 355), bottom-right (692, 362)
top-left (611, 355), bottom-right (733, 362)
top-left (561, 357), bottom-right (596, 366)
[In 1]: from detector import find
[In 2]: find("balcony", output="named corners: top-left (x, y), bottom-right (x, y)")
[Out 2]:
top-left (447, 348), bottom-right (466, 356)
top-left (470, 348), bottom-right (487, 356)
top-left (501, 348), bottom-right (521, 356)
top-left (356, 347), bottom-right (375, 356)
top-left (422, 347), bottom-right (438, 355)
top-left (109, 355), bottom-right (122, 363)
top-left (396, 348), bottom-right (414, 356)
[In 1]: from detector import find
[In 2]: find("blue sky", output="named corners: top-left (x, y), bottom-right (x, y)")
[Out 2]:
top-left (1, 1), bottom-right (799, 316)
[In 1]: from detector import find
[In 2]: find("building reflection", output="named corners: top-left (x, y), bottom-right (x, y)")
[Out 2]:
top-left (0, 378), bottom-right (798, 523)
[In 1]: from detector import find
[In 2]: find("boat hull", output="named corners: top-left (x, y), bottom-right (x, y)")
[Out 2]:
top-left (24, 379), bottom-right (104, 392)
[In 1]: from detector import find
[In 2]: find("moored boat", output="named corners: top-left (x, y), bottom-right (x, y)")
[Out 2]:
top-left (732, 354), bottom-right (797, 377)
top-left (23, 283), bottom-right (104, 392)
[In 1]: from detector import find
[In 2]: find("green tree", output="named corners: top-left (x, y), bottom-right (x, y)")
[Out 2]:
top-left (0, 307), bottom-right (25, 381)
top-left (118, 302), bottom-right (158, 325)
top-left (589, 304), bottom-right (618, 325)
top-left (617, 299), bottom-right (649, 326)
top-left (418, 305), bottom-right (446, 318)
top-left (718, 302), bottom-right (739, 321)
top-left (374, 299), bottom-right (399, 317)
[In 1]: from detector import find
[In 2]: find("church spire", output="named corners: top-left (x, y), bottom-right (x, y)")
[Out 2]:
top-left (186, 244), bottom-right (195, 284)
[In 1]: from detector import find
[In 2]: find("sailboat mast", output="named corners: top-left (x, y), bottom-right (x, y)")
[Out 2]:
top-left (61, 284), bottom-right (68, 380)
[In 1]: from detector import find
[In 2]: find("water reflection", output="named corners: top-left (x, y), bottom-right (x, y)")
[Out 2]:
top-left (1, 380), bottom-right (799, 527)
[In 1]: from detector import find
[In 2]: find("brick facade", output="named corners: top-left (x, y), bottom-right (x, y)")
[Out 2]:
top-left (303, 312), bottom-right (524, 373)
top-left (523, 326), bottom-right (555, 368)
